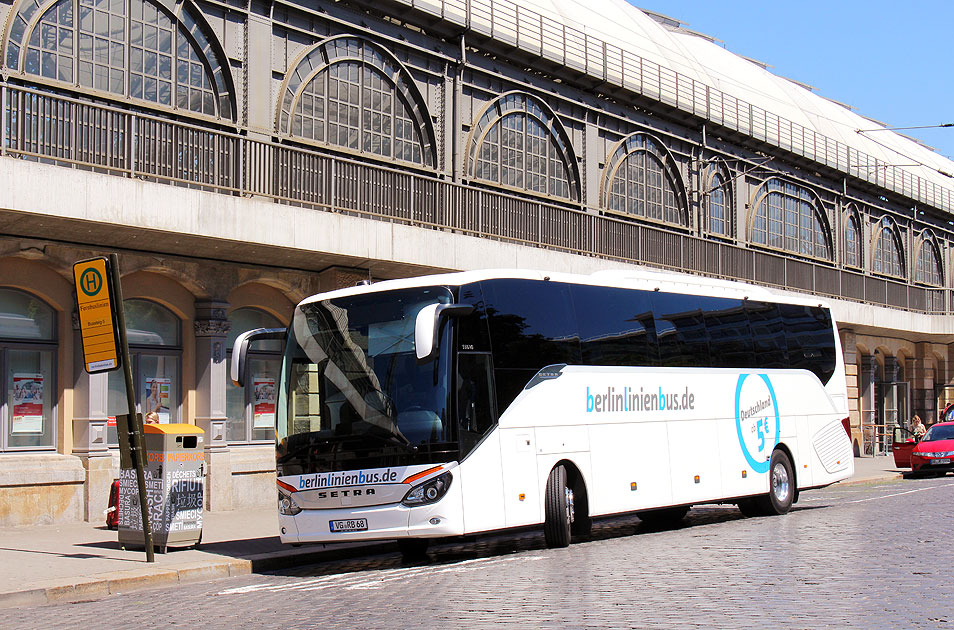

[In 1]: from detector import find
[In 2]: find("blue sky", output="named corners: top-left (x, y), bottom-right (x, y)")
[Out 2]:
top-left (628, 1), bottom-right (954, 161)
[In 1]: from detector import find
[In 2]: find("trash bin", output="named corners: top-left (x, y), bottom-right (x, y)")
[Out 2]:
top-left (118, 423), bottom-right (205, 553)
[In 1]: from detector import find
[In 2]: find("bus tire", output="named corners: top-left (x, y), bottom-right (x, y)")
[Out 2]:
top-left (637, 505), bottom-right (690, 525)
top-left (765, 449), bottom-right (794, 514)
top-left (397, 538), bottom-right (430, 561)
top-left (740, 450), bottom-right (794, 516)
top-left (544, 465), bottom-right (573, 548)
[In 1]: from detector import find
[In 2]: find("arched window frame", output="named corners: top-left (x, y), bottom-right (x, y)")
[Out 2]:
top-left (871, 216), bottom-right (906, 280)
top-left (843, 204), bottom-right (863, 270)
top-left (914, 229), bottom-right (943, 287)
top-left (106, 298), bottom-right (181, 442)
top-left (225, 306), bottom-right (284, 444)
top-left (0, 288), bottom-right (58, 452)
top-left (704, 160), bottom-right (732, 238)
top-left (2, 0), bottom-right (235, 121)
top-left (601, 132), bottom-right (689, 228)
top-left (749, 178), bottom-right (833, 261)
top-left (277, 35), bottom-right (436, 168)
top-left (468, 91), bottom-right (579, 202)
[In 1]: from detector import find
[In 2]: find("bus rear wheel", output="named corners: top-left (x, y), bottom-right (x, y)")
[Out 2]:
top-left (737, 450), bottom-right (794, 517)
top-left (544, 465), bottom-right (573, 548)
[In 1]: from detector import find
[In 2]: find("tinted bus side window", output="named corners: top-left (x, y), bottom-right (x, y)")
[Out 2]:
top-left (652, 292), bottom-right (710, 367)
top-left (457, 352), bottom-right (496, 457)
top-left (702, 296), bottom-right (754, 368)
top-left (456, 283), bottom-right (491, 353)
top-left (779, 304), bottom-right (836, 383)
top-left (572, 284), bottom-right (657, 367)
top-left (746, 301), bottom-right (788, 369)
top-left (482, 279), bottom-right (581, 412)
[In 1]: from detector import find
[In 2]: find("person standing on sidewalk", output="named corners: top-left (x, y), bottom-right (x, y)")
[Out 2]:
top-left (912, 415), bottom-right (926, 439)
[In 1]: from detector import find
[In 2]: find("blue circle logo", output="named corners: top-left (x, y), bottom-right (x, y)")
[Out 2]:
top-left (734, 374), bottom-right (780, 474)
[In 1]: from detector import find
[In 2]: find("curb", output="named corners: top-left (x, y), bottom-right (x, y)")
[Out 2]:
top-left (0, 541), bottom-right (395, 609)
top-left (0, 558), bottom-right (251, 609)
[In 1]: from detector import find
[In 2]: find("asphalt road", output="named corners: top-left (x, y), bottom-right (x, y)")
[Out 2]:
top-left (7, 476), bottom-right (953, 629)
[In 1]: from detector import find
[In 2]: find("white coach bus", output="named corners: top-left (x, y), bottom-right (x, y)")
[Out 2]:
top-left (232, 269), bottom-right (853, 556)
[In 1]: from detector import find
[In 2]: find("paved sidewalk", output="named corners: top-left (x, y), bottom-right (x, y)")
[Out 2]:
top-left (0, 455), bottom-right (904, 609)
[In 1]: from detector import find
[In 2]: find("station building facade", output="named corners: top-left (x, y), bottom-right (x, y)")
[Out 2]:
top-left (1, 0), bottom-right (953, 525)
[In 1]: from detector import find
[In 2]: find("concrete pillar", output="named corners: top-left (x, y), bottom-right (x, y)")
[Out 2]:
top-left (840, 329), bottom-right (861, 455)
top-left (71, 322), bottom-right (115, 522)
top-left (193, 300), bottom-right (232, 511)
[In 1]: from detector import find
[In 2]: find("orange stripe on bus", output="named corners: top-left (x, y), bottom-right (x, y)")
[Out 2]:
top-left (277, 479), bottom-right (298, 493)
top-left (402, 466), bottom-right (443, 484)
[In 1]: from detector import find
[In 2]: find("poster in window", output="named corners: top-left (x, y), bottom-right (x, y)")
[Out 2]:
top-left (12, 373), bottom-right (44, 434)
top-left (252, 376), bottom-right (276, 429)
top-left (144, 377), bottom-right (172, 423)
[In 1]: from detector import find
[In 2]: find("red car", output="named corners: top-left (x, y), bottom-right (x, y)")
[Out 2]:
top-left (893, 421), bottom-right (954, 477)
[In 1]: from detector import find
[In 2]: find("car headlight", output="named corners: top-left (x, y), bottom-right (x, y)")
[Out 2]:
top-left (278, 490), bottom-right (303, 515)
top-left (917, 450), bottom-right (954, 459)
top-left (402, 471), bottom-right (453, 507)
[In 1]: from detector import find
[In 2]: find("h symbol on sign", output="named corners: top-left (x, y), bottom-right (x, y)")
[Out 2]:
top-left (79, 267), bottom-right (103, 297)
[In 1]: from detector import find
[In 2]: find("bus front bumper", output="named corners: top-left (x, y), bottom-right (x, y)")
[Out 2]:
top-left (279, 500), bottom-right (465, 545)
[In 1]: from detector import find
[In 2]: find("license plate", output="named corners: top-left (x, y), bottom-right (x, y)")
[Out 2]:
top-left (931, 458), bottom-right (951, 465)
top-left (329, 518), bottom-right (368, 533)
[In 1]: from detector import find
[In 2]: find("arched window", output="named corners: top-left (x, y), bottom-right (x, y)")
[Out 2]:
top-left (226, 307), bottom-right (283, 444)
top-left (915, 231), bottom-right (943, 286)
top-left (107, 299), bottom-right (180, 442)
top-left (844, 206), bottom-right (862, 269)
top-left (603, 133), bottom-right (687, 226)
top-left (705, 165), bottom-right (732, 236)
top-left (278, 36), bottom-right (435, 166)
top-left (872, 217), bottom-right (905, 279)
top-left (5, 0), bottom-right (233, 118)
top-left (751, 178), bottom-right (832, 260)
top-left (470, 92), bottom-right (577, 200)
top-left (0, 288), bottom-right (57, 451)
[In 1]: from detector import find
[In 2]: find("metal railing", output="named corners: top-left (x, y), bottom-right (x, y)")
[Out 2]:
top-left (1, 81), bottom-right (950, 314)
top-left (390, 0), bottom-right (954, 214)
top-left (861, 423), bottom-right (892, 457)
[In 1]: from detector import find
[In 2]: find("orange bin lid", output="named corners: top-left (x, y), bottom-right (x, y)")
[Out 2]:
top-left (144, 423), bottom-right (205, 435)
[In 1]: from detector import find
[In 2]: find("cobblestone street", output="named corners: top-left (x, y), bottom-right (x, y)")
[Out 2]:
top-left (7, 477), bottom-right (952, 629)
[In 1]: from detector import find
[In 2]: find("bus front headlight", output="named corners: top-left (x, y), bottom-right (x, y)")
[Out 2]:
top-left (278, 491), bottom-right (302, 516)
top-left (402, 472), bottom-right (453, 507)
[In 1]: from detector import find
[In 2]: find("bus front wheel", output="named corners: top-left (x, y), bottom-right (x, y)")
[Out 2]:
top-left (738, 450), bottom-right (794, 517)
top-left (544, 465), bottom-right (573, 548)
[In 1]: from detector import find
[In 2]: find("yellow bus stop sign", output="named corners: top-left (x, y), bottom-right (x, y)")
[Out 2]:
top-left (73, 257), bottom-right (121, 373)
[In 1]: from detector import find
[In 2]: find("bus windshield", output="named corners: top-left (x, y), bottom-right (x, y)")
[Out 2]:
top-left (276, 286), bottom-right (455, 475)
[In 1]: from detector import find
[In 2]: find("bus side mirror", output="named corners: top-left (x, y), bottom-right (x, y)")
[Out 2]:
top-left (231, 327), bottom-right (287, 387)
top-left (415, 303), bottom-right (474, 361)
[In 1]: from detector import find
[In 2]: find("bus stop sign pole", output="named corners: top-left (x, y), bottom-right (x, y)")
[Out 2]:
top-left (72, 255), bottom-right (154, 563)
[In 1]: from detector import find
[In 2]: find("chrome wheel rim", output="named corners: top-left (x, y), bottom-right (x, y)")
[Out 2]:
top-left (565, 486), bottom-right (575, 524)
top-left (772, 461), bottom-right (791, 503)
